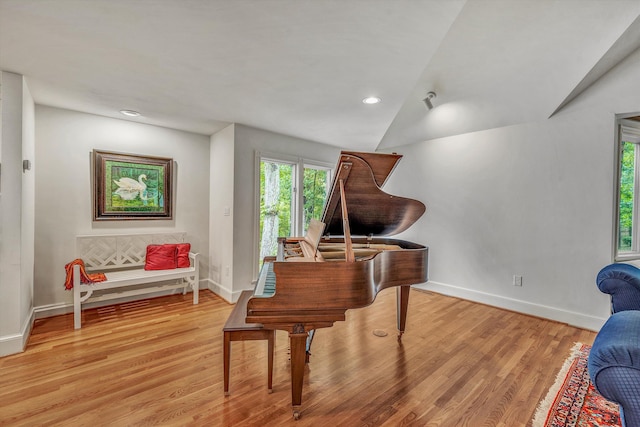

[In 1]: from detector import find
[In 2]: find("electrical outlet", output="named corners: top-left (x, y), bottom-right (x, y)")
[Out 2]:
top-left (513, 275), bottom-right (523, 286)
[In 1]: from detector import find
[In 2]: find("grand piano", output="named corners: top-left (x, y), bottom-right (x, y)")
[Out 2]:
top-left (246, 151), bottom-right (428, 419)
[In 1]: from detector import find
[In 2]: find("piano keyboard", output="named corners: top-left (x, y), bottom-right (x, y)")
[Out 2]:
top-left (254, 261), bottom-right (276, 297)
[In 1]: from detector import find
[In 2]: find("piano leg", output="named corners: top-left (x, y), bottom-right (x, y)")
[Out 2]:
top-left (290, 331), bottom-right (308, 420)
top-left (397, 285), bottom-right (410, 340)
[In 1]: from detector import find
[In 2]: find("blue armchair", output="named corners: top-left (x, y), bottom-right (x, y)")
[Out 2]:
top-left (588, 263), bottom-right (640, 427)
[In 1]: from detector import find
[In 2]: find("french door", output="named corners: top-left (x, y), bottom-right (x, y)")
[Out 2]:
top-left (256, 152), bottom-right (331, 268)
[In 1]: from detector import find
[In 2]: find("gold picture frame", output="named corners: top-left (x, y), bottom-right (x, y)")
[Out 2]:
top-left (93, 150), bottom-right (173, 220)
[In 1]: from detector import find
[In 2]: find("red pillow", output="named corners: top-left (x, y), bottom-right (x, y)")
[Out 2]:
top-left (176, 243), bottom-right (191, 268)
top-left (144, 244), bottom-right (177, 270)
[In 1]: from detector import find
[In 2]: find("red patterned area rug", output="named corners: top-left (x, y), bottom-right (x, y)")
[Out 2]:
top-left (532, 343), bottom-right (621, 427)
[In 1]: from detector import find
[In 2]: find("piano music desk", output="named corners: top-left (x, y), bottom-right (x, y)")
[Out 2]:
top-left (223, 290), bottom-right (275, 396)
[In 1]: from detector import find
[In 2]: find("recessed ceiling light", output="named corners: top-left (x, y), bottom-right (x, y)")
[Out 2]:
top-left (120, 109), bottom-right (141, 117)
top-left (362, 97), bottom-right (381, 105)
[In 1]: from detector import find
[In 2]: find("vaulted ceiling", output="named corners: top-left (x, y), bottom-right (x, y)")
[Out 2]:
top-left (1, 0), bottom-right (639, 152)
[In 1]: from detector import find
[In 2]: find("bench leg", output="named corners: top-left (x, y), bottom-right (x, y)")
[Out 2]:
top-left (193, 278), bottom-right (199, 304)
top-left (73, 297), bottom-right (81, 329)
top-left (73, 265), bottom-right (82, 329)
top-left (180, 277), bottom-right (199, 304)
top-left (223, 331), bottom-right (231, 396)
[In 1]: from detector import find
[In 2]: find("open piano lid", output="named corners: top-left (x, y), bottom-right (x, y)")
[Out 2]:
top-left (321, 151), bottom-right (426, 237)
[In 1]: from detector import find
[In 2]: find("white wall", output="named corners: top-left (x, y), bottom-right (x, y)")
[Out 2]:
top-left (209, 124), bottom-right (235, 301)
top-left (34, 106), bottom-right (210, 313)
top-left (0, 72), bottom-right (23, 340)
top-left (21, 76), bottom-right (35, 347)
top-left (382, 46), bottom-right (640, 331)
top-left (0, 71), bottom-right (35, 357)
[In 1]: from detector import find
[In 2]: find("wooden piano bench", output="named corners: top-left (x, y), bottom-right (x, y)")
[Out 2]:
top-left (223, 290), bottom-right (275, 396)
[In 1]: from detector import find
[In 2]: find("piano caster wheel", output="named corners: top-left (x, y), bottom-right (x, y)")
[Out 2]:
top-left (293, 410), bottom-right (301, 420)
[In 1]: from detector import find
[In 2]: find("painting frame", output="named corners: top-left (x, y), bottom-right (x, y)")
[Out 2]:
top-left (93, 150), bottom-right (173, 221)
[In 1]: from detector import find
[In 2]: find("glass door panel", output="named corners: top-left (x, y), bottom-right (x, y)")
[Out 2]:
top-left (259, 160), bottom-right (294, 263)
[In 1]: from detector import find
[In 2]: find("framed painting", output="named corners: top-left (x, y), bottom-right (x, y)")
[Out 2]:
top-left (93, 150), bottom-right (173, 220)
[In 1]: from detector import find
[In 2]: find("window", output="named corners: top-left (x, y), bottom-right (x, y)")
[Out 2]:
top-left (259, 159), bottom-right (295, 263)
top-left (614, 115), bottom-right (640, 260)
top-left (302, 165), bottom-right (330, 234)
top-left (255, 152), bottom-right (332, 270)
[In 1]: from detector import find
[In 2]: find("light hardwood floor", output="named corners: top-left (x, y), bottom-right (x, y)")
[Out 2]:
top-left (0, 288), bottom-right (596, 426)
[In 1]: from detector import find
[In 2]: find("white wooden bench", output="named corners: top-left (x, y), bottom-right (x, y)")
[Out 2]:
top-left (73, 232), bottom-right (200, 329)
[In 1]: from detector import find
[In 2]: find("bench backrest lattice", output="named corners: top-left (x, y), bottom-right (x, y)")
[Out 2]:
top-left (77, 232), bottom-right (186, 271)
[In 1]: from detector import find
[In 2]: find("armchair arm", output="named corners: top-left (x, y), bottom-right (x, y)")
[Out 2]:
top-left (597, 263), bottom-right (640, 313)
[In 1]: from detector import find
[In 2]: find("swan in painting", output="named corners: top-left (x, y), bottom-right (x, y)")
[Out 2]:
top-left (114, 174), bottom-right (147, 200)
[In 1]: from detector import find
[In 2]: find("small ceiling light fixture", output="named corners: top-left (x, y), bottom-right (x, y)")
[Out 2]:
top-left (120, 109), bottom-right (141, 117)
top-left (423, 91), bottom-right (437, 110)
top-left (362, 96), bottom-right (381, 105)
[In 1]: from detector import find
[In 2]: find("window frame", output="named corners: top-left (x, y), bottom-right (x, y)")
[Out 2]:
top-left (613, 113), bottom-right (640, 261)
top-left (300, 160), bottom-right (332, 234)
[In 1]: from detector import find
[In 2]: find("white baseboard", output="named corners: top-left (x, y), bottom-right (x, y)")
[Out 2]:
top-left (34, 302), bottom-right (70, 319)
top-left (0, 307), bottom-right (35, 357)
top-left (205, 279), bottom-right (247, 303)
top-left (417, 281), bottom-right (607, 332)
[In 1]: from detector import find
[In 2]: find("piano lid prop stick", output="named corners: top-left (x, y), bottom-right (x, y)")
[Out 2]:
top-left (339, 179), bottom-right (355, 262)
